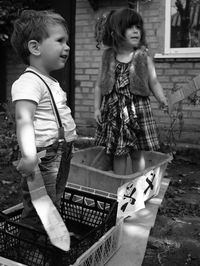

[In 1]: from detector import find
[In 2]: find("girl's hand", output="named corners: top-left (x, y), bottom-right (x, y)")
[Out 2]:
top-left (94, 109), bottom-right (102, 124)
top-left (17, 156), bottom-right (39, 176)
top-left (159, 101), bottom-right (168, 114)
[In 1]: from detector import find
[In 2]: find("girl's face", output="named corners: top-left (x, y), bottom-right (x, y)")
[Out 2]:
top-left (124, 25), bottom-right (141, 48)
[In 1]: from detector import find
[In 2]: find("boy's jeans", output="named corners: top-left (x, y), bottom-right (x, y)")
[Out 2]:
top-left (20, 141), bottom-right (73, 234)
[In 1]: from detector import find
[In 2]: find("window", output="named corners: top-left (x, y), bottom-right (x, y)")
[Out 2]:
top-left (165, 0), bottom-right (200, 55)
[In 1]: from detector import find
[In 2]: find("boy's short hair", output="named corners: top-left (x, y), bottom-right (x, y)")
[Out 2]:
top-left (11, 9), bottom-right (68, 65)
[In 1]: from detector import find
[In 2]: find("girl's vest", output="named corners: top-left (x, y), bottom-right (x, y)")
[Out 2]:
top-left (99, 47), bottom-right (151, 97)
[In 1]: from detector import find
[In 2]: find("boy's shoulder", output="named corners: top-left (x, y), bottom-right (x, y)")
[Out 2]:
top-left (12, 69), bottom-right (45, 88)
top-left (11, 69), bottom-right (47, 103)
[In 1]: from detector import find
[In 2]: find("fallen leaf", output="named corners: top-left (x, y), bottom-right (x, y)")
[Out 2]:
top-left (1, 180), bottom-right (13, 185)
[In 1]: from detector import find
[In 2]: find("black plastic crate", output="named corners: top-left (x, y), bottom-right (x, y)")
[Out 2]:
top-left (0, 187), bottom-right (118, 266)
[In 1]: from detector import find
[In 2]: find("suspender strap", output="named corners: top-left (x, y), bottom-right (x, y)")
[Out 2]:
top-left (24, 70), bottom-right (64, 141)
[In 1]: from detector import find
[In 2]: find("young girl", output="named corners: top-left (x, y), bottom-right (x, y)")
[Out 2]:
top-left (94, 8), bottom-right (168, 175)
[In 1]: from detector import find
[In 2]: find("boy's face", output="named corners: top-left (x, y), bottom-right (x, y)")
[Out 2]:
top-left (39, 24), bottom-right (70, 74)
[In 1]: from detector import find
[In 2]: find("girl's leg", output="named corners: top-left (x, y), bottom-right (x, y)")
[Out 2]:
top-left (113, 154), bottom-right (128, 175)
top-left (91, 148), bottom-right (112, 171)
top-left (129, 150), bottom-right (146, 173)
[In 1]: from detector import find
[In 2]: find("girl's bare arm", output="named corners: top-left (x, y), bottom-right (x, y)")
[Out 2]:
top-left (147, 56), bottom-right (168, 107)
top-left (94, 59), bottom-right (103, 124)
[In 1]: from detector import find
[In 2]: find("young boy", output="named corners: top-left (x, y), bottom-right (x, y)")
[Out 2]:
top-left (11, 10), bottom-right (77, 235)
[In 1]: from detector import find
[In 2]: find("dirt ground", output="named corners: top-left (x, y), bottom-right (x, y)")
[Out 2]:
top-left (142, 149), bottom-right (200, 266)
top-left (0, 146), bottom-right (200, 266)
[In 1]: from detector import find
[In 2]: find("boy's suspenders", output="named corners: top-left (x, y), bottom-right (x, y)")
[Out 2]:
top-left (22, 71), bottom-right (71, 251)
top-left (24, 70), bottom-right (65, 142)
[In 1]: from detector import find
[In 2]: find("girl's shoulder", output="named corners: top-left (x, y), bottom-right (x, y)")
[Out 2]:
top-left (102, 47), bottom-right (114, 57)
top-left (101, 47), bottom-right (115, 66)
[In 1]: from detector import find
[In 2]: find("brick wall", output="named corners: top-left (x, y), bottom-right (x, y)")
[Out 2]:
top-left (74, 0), bottom-right (99, 136)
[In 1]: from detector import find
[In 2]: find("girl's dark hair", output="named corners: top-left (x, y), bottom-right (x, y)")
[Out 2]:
top-left (95, 8), bottom-right (147, 50)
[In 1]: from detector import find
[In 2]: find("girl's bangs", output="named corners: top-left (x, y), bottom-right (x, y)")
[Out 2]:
top-left (125, 12), bottom-right (143, 28)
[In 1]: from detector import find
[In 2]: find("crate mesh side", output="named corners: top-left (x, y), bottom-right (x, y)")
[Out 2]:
top-left (0, 188), bottom-right (118, 266)
top-left (75, 220), bottom-right (123, 266)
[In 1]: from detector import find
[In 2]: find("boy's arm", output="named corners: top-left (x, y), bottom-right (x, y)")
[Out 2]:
top-left (147, 56), bottom-right (168, 108)
top-left (15, 100), bottom-right (38, 174)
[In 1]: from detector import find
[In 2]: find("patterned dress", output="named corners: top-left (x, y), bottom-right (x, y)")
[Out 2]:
top-left (95, 60), bottom-right (160, 156)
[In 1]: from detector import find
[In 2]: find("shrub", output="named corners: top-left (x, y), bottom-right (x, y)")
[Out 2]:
top-left (0, 100), bottom-right (18, 165)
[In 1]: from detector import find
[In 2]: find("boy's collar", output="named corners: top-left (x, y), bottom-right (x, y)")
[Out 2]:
top-left (27, 66), bottom-right (58, 83)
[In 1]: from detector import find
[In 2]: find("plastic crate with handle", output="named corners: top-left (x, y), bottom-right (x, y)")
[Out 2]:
top-left (0, 187), bottom-right (118, 266)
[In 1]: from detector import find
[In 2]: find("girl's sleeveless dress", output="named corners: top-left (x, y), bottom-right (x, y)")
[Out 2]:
top-left (95, 60), bottom-right (160, 156)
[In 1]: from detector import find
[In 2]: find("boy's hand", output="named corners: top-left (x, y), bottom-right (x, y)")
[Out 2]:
top-left (17, 156), bottom-right (40, 176)
top-left (94, 109), bottom-right (102, 124)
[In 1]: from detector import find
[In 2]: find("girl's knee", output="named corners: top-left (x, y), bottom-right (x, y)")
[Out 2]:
top-left (130, 151), bottom-right (146, 173)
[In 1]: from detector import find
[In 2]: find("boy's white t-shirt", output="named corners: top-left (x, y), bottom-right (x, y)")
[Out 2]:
top-left (11, 67), bottom-right (77, 147)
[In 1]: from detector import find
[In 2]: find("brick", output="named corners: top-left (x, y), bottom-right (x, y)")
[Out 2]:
top-left (82, 43), bottom-right (96, 48)
top-left (160, 83), bottom-right (174, 89)
top-left (74, 87), bottom-right (81, 93)
top-left (83, 26), bottom-right (93, 32)
top-left (75, 93), bottom-right (83, 99)
top-left (84, 57), bottom-right (94, 62)
top-left (76, 32), bottom-right (87, 38)
top-left (75, 44), bottom-right (82, 49)
top-left (76, 0), bottom-right (90, 8)
top-left (75, 106), bottom-right (89, 112)
top-left (91, 75), bottom-right (98, 81)
top-left (158, 76), bottom-right (170, 82)
top-left (155, 63), bottom-right (171, 69)
top-left (75, 69), bottom-right (84, 74)
top-left (176, 63), bottom-right (193, 69)
top-left (85, 69), bottom-right (98, 75)
top-left (76, 14), bottom-right (92, 20)
top-left (76, 38), bottom-right (92, 44)
top-left (76, 8), bottom-right (88, 14)
top-left (82, 87), bottom-right (90, 93)
top-left (165, 69), bottom-right (185, 75)
top-left (76, 21), bottom-right (90, 26)
top-left (80, 112), bottom-right (93, 118)
top-left (76, 62), bottom-right (91, 68)
top-left (187, 69), bottom-right (200, 76)
top-left (171, 76), bottom-right (191, 82)
top-left (82, 99), bottom-right (94, 106)
top-left (80, 81), bottom-right (93, 87)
